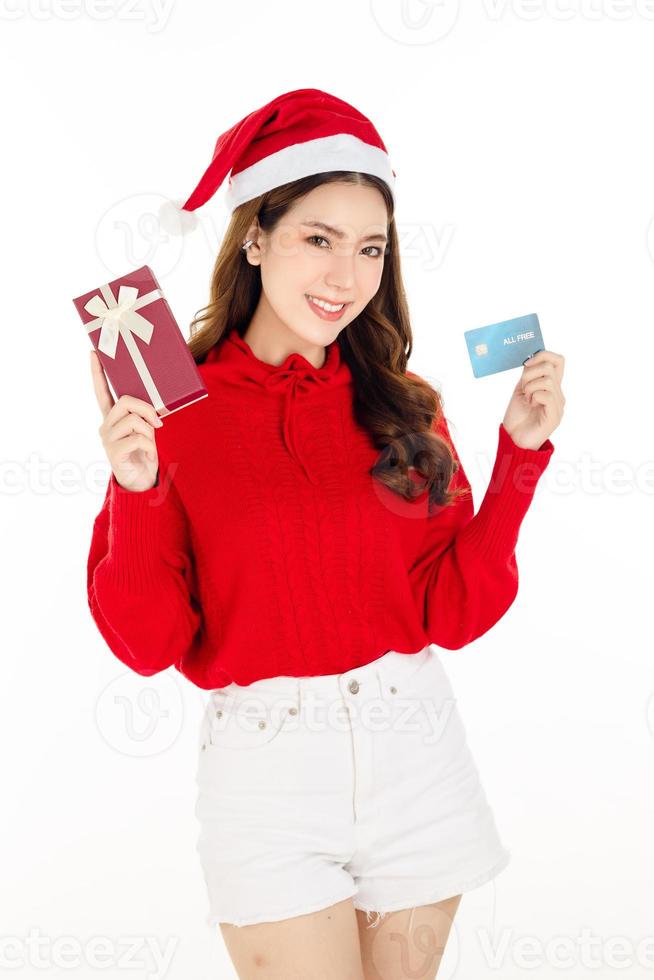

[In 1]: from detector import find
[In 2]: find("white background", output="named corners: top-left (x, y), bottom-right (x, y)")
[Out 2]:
top-left (2, 1), bottom-right (653, 977)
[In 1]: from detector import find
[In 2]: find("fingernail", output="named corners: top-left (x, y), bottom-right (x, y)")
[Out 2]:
top-left (155, 418), bottom-right (163, 427)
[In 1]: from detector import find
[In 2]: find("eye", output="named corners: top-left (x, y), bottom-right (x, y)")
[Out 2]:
top-left (306, 236), bottom-right (384, 258)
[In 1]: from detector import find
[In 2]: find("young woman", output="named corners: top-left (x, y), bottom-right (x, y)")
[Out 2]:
top-left (87, 88), bottom-right (564, 980)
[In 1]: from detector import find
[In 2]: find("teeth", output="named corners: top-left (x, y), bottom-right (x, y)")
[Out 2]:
top-left (308, 295), bottom-right (345, 313)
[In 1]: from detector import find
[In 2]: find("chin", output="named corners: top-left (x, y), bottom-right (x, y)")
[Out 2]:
top-left (290, 321), bottom-right (336, 344)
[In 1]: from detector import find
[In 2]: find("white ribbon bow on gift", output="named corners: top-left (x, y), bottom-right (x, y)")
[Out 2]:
top-left (84, 282), bottom-right (167, 413)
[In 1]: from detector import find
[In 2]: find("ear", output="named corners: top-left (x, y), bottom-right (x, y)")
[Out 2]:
top-left (242, 218), bottom-right (263, 266)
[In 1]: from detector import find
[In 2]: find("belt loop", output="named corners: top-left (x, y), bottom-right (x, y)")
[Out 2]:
top-left (375, 658), bottom-right (392, 702)
top-left (377, 667), bottom-right (386, 701)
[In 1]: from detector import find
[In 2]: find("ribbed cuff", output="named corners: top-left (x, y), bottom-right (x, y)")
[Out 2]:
top-left (103, 472), bottom-right (168, 592)
top-left (456, 422), bottom-right (555, 563)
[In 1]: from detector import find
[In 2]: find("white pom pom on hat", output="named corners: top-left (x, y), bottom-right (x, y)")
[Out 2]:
top-left (159, 87), bottom-right (396, 236)
top-left (158, 198), bottom-right (199, 236)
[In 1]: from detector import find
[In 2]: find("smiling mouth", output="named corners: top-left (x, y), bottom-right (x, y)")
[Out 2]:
top-left (305, 294), bottom-right (352, 312)
top-left (305, 295), bottom-right (353, 321)
top-left (307, 294), bottom-right (346, 308)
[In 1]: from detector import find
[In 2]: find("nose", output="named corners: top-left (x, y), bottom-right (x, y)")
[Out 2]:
top-left (323, 250), bottom-right (356, 292)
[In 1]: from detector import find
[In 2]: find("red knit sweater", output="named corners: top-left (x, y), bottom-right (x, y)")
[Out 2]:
top-left (86, 327), bottom-right (555, 688)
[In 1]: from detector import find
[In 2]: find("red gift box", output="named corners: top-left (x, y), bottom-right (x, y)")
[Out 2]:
top-left (72, 264), bottom-right (208, 417)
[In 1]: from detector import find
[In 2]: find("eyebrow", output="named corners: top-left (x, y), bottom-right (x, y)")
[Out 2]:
top-left (300, 220), bottom-right (388, 245)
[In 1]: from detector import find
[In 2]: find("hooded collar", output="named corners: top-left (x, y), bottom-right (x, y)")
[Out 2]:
top-left (204, 327), bottom-right (352, 485)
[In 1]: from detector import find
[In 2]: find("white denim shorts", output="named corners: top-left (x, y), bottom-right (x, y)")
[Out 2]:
top-left (194, 644), bottom-right (511, 929)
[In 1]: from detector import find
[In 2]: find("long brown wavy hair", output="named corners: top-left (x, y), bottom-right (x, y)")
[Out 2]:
top-left (187, 171), bottom-right (471, 514)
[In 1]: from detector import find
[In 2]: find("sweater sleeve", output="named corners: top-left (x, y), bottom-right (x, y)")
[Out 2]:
top-left (408, 416), bottom-right (555, 650)
top-left (87, 456), bottom-right (203, 676)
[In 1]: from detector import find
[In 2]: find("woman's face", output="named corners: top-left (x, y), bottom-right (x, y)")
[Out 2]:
top-left (246, 181), bottom-right (389, 345)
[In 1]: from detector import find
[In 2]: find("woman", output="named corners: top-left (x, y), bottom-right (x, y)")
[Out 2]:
top-left (87, 88), bottom-right (564, 980)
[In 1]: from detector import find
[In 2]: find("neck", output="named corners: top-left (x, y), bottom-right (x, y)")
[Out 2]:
top-left (242, 296), bottom-right (328, 369)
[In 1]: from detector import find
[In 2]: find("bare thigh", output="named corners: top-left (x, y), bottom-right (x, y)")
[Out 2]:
top-left (219, 897), bottom-right (365, 980)
top-left (356, 894), bottom-right (462, 980)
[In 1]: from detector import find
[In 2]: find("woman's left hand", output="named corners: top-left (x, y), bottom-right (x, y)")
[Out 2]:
top-left (502, 349), bottom-right (566, 451)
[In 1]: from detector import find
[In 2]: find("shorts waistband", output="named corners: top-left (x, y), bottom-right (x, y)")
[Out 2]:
top-left (205, 645), bottom-right (435, 714)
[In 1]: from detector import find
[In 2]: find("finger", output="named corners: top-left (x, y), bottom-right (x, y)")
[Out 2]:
top-left (106, 411), bottom-right (157, 445)
top-left (525, 380), bottom-right (564, 416)
top-left (530, 389), bottom-right (560, 419)
top-left (523, 380), bottom-right (564, 418)
top-left (523, 376), bottom-right (554, 396)
top-left (522, 358), bottom-right (555, 378)
top-left (524, 374), bottom-right (565, 405)
top-left (90, 349), bottom-right (115, 420)
top-left (520, 368), bottom-right (551, 399)
top-left (113, 432), bottom-right (158, 463)
top-left (105, 393), bottom-right (162, 432)
top-left (524, 349), bottom-right (565, 383)
top-left (523, 349), bottom-right (564, 366)
top-left (553, 385), bottom-right (566, 414)
top-left (521, 361), bottom-right (559, 391)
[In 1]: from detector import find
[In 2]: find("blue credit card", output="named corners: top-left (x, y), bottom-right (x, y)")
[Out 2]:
top-left (464, 313), bottom-right (544, 378)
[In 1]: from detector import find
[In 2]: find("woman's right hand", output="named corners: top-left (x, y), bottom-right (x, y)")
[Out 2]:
top-left (91, 349), bottom-right (164, 492)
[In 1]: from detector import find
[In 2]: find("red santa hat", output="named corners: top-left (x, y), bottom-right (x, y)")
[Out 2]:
top-left (159, 87), bottom-right (396, 234)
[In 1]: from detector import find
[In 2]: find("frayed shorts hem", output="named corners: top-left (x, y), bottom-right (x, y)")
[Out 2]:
top-left (205, 849), bottom-right (510, 930)
top-left (206, 885), bottom-right (359, 929)
top-left (354, 848), bottom-right (511, 928)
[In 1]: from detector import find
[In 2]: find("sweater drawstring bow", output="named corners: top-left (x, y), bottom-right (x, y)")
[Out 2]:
top-left (263, 364), bottom-right (333, 485)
